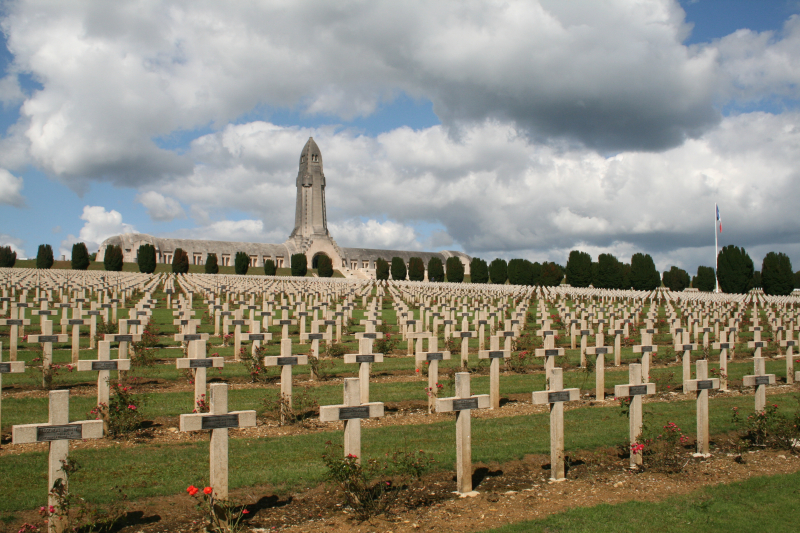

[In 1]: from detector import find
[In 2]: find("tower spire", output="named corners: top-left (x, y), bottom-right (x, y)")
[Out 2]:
top-left (290, 137), bottom-right (328, 241)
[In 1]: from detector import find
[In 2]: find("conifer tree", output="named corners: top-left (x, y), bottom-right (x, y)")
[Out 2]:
top-left (71, 242), bottom-right (91, 271)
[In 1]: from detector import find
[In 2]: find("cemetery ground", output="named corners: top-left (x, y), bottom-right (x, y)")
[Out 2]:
top-left (1, 280), bottom-right (800, 532)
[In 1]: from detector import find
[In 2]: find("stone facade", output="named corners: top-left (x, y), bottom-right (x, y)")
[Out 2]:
top-left (97, 138), bottom-right (471, 279)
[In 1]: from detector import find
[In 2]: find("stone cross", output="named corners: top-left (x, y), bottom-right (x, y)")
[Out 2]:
top-left (607, 328), bottom-right (624, 366)
top-left (223, 315), bottom-right (247, 360)
top-left (264, 352), bottom-right (308, 424)
top-left (344, 351), bottom-right (383, 403)
top-left (478, 341), bottom-right (510, 409)
top-left (586, 344), bottom-right (613, 400)
top-left (577, 327), bottom-right (592, 367)
top-left (532, 367), bottom-right (579, 481)
top-left (176, 340), bottom-right (224, 411)
top-left (683, 359), bottom-right (719, 456)
top-left (711, 339), bottom-right (732, 391)
top-left (742, 357), bottom-right (776, 412)
top-left (76, 341), bottom-right (131, 429)
top-left (415, 349), bottom-right (451, 413)
top-left (436, 372), bottom-right (490, 495)
top-left (535, 347), bottom-right (564, 390)
top-left (354, 331), bottom-right (382, 355)
top-left (614, 363), bottom-right (655, 468)
top-left (179, 383), bottom-right (256, 500)
top-left (748, 339), bottom-right (767, 360)
top-left (319, 378), bottom-right (384, 463)
top-left (12, 390), bottom-right (103, 533)
top-left (454, 329), bottom-right (477, 367)
top-left (243, 326), bottom-right (272, 358)
top-left (60, 317), bottom-right (89, 363)
top-left (28, 320), bottom-right (69, 388)
top-left (632, 343), bottom-right (657, 384)
top-left (300, 330), bottom-right (332, 380)
top-left (780, 336), bottom-right (796, 385)
top-left (674, 340), bottom-right (699, 384)
top-left (0, 342), bottom-right (25, 431)
top-left (0, 316), bottom-right (30, 360)
top-left (104, 332), bottom-right (142, 362)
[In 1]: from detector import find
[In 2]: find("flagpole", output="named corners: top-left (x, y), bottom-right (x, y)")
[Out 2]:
top-left (714, 203), bottom-right (719, 293)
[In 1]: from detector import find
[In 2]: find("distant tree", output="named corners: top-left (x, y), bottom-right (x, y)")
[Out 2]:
top-left (662, 266), bottom-right (690, 292)
top-left (621, 263), bottom-right (632, 289)
top-left (761, 252), bottom-right (794, 296)
top-left (629, 253), bottom-right (659, 291)
top-left (529, 261), bottom-right (543, 285)
top-left (205, 253), bottom-right (219, 274)
top-left (36, 244), bottom-right (54, 269)
top-left (539, 262), bottom-right (564, 286)
top-left (717, 245), bottom-right (754, 294)
top-left (565, 250), bottom-right (592, 287)
top-left (446, 257), bottom-right (464, 283)
top-left (89, 252), bottom-right (97, 261)
top-left (408, 257), bottom-right (425, 281)
top-left (594, 253), bottom-right (623, 289)
top-left (489, 258), bottom-right (508, 284)
top-left (427, 257), bottom-right (445, 282)
top-left (692, 266), bottom-right (716, 292)
top-left (375, 258), bottom-right (390, 280)
top-left (71, 242), bottom-right (90, 271)
top-left (469, 258), bottom-right (489, 284)
top-left (136, 244), bottom-right (156, 274)
top-left (750, 270), bottom-right (762, 290)
top-left (317, 254), bottom-right (333, 277)
top-left (0, 245), bottom-right (17, 268)
top-left (262, 258), bottom-right (275, 276)
top-left (391, 257), bottom-right (407, 281)
top-left (171, 248), bottom-right (189, 274)
top-left (291, 253), bottom-right (308, 277)
top-left (794, 270), bottom-right (800, 290)
top-left (234, 251), bottom-right (249, 275)
top-left (507, 259), bottom-right (522, 285)
top-left (104, 245), bottom-right (123, 272)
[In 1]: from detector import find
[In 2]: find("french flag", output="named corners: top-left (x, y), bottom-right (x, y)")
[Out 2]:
top-left (716, 204), bottom-right (721, 232)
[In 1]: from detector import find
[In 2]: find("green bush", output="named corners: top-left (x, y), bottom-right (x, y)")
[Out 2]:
top-left (36, 244), bottom-right (54, 269)
top-left (171, 248), bottom-right (189, 274)
top-left (629, 253), bottom-right (659, 291)
top-left (71, 242), bottom-right (91, 270)
top-left (692, 265), bottom-right (716, 292)
top-left (317, 254), bottom-right (333, 277)
top-left (662, 265), bottom-right (690, 291)
top-left (751, 270), bottom-right (762, 290)
top-left (103, 245), bottom-right (123, 272)
top-left (136, 244), bottom-right (156, 274)
top-left (445, 256), bottom-right (464, 283)
top-left (0, 245), bottom-right (16, 267)
top-left (427, 257), bottom-right (444, 282)
top-left (761, 251), bottom-right (794, 296)
top-left (391, 257), bottom-right (407, 281)
top-left (234, 251), bottom-right (249, 275)
top-left (594, 253), bottom-right (624, 289)
top-left (262, 258), bottom-right (275, 276)
top-left (717, 245), bottom-right (754, 294)
top-left (291, 253), bottom-right (307, 277)
top-left (565, 250), bottom-right (592, 287)
top-left (408, 257), bottom-right (424, 281)
top-left (540, 262), bottom-right (564, 286)
top-left (375, 258), bottom-right (389, 280)
top-left (205, 253), bottom-right (219, 274)
top-left (507, 258), bottom-right (534, 285)
top-left (489, 258), bottom-right (508, 284)
top-left (470, 257), bottom-right (489, 283)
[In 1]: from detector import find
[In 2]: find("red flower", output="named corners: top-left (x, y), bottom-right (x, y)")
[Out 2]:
top-left (203, 486), bottom-right (213, 495)
top-left (187, 485), bottom-right (199, 496)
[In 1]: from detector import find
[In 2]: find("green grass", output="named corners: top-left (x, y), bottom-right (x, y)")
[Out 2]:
top-left (480, 471), bottom-right (800, 533)
top-left (1, 391), bottom-right (798, 513)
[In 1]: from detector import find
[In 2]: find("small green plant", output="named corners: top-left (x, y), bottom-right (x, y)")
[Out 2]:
top-left (324, 341), bottom-right (347, 358)
top-left (731, 400), bottom-right (800, 450)
top-left (240, 346), bottom-right (269, 383)
top-left (650, 369), bottom-right (676, 394)
top-left (322, 442), bottom-right (396, 521)
top-left (37, 458), bottom-right (127, 533)
top-left (635, 421), bottom-right (690, 473)
top-left (130, 322), bottom-right (160, 367)
top-left (309, 354), bottom-right (335, 381)
top-left (387, 448), bottom-right (437, 480)
top-left (94, 316), bottom-right (118, 344)
top-left (373, 331), bottom-right (399, 355)
top-left (186, 485), bottom-right (250, 533)
top-left (262, 387), bottom-right (319, 427)
top-left (88, 383), bottom-right (143, 437)
top-left (505, 350), bottom-right (536, 373)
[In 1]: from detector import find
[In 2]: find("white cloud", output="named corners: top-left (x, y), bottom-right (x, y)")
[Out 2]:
top-left (0, 169), bottom-right (25, 207)
top-left (63, 206), bottom-right (137, 254)
top-left (329, 219), bottom-right (423, 251)
top-left (136, 191), bottom-right (186, 222)
top-left (0, 233), bottom-right (26, 258)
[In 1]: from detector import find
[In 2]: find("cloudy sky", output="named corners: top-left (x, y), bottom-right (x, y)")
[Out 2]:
top-left (0, 0), bottom-right (799, 275)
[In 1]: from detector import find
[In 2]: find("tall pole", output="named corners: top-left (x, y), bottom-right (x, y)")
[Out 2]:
top-left (714, 203), bottom-right (719, 293)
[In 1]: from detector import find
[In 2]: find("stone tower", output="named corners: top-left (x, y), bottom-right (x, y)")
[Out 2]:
top-left (289, 137), bottom-right (329, 243)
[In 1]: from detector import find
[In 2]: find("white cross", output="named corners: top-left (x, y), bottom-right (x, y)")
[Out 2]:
top-left (614, 364), bottom-right (655, 469)
top-left (532, 367), bottom-right (579, 481)
top-left (683, 359), bottom-right (719, 456)
top-left (320, 378), bottom-right (384, 463)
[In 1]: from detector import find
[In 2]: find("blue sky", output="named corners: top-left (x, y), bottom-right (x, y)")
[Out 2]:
top-left (1, 0), bottom-right (799, 274)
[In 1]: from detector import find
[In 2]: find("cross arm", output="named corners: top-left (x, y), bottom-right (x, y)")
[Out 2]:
top-left (532, 388), bottom-right (579, 405)
top-left (13, 420), bottom-right (104, 444)
top-left (355, 332), bottom-right (384, 340)
top-left (674, 343), bottom-right (699, 351)
top-left (683, 378), bottom-right (720, 392)
top-left (633, 345), bottom-right (658, 353)
top-left (77, 359), bottom-right (131, 371)
top-left (743, 374), bottom-right (776, 387)
top-left (0, 361), bottom-right (25, 373)
top-left (179, 410), bottom-right (257, 431)
top-left (436, 395), bottom-right (490, 412)
top-left (174, 333), bottom-right (210, 342)
top-left (534, 348), bottom-right (564, 357)
top-left (27, 334), bottom-right (69, 343)
top-left (614, 383), bottom-right (656, 397)
top-left (319, 402), bottom-right (384, 422)
top-left (478, 349), bottom-right (510, 360)
top-left (344, 354), bottom-right (384, 364)
top-left (586, 346), bottom-right (613, 355)
top-left (176, 357), bottom-right (225, 369)
top-left (414, 351), bottom-right (451, 362)
top-left (103, 334), bottom-right (143, 342)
